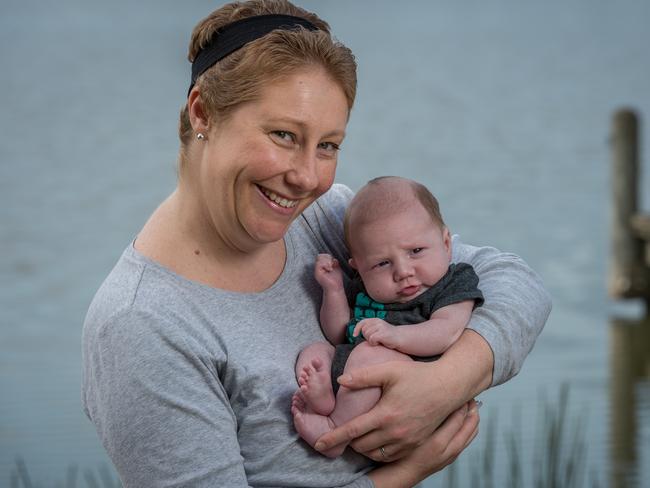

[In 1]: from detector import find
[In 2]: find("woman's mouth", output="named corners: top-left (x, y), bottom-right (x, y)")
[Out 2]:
top-left (258, 186), bottom-right (299, 209)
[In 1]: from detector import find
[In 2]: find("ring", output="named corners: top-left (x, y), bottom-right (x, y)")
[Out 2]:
top-left (379, 446), bottom-right (387, 459)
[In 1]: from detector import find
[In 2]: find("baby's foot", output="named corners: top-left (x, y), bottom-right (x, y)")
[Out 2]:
top-left (291, 392), bottom-right (345, 458)
top-left (297, 357), bottom-right (335, 415)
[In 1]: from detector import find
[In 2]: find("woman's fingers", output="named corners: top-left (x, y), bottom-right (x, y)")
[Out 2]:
top-left (314, 364), bottom-right (395, 453)
top-left (314, 407), bottom-right (381, 453)
top-left (335, 361), bottom-right (391, 389)
top-left (316, 363), bottom-right (483, 462)
top-left (318, 361), bottom-right (440, 456)
top-left (437, 400), bottom-right (480, 461)
top-left (368, 400), bottom-right (481, 486)
top-left (348, 425), bottom-right (399, 459)
top-left (366, 401), bottom-right (480, 463)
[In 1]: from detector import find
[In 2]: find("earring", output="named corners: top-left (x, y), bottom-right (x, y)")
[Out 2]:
top-left (196, 133), bottom-right (205, 140)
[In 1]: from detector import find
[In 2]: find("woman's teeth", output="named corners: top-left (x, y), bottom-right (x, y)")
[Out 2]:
top-left (260, 187), bottom-right (299, 208)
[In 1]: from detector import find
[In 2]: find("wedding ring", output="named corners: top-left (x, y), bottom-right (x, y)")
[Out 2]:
top-left (379, 446), bottom-right (387, 459)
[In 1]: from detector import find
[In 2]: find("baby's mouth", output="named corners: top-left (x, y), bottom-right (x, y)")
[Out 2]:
top-left (400, 285), bottom-right (420, 297)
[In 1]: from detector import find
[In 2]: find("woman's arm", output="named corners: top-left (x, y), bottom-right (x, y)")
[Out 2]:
top-left (451, 236), bottom-right (552, 385)
top-left (83, 310), bottom-right (251, 487)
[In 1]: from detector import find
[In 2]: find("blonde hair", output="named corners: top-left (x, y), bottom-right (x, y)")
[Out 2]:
top-left (344, 176), bottom-right (446, 251)
top-left (178, 0), bottom-right (357, 169)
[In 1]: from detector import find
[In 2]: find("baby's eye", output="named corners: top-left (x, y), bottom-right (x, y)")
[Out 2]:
top-left (373, 260), bottom-right (390, 269)
top-left (411, 248), bottom-right (424, 254)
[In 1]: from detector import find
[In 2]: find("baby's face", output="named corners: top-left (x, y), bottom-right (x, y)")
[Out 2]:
top-left (349, 202), bottom-right (451, 304)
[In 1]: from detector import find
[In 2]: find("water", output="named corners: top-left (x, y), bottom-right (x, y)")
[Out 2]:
top-left (1, 0), bottom-right (649, 486)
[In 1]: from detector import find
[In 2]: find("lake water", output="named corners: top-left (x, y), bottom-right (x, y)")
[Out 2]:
top-left (1, 0), bottom-right (649, 486)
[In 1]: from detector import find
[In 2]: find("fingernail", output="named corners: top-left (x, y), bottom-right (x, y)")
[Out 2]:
top-left (337, 374), bottom-right (351, 384)
top-left (315, 441), bottom-right (325, 451)
top-left (469, 399), bottom-right (483, 414)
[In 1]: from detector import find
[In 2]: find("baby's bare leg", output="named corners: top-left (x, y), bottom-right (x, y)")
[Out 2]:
top-left (328, 342), bottom-right (413, 444)
top-left (294, 342), bottom-right (412, 458)
top-left (291, 393), bottom-right (341, 458)
top-left (295, 342), bottom-right (336, 415)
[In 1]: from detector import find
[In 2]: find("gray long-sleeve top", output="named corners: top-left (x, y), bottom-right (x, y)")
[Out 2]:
top-left (82, 184), bottom-right (551, 487)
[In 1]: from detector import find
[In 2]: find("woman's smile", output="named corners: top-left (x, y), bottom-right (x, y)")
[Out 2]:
top-left (257, 184), bottom-right (300, 210)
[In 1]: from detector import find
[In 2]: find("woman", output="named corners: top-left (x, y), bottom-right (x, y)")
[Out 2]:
top-left (82, 1), bottom-right (551, 487)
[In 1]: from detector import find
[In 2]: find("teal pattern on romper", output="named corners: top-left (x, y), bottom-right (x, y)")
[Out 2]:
top-left (345, 292), bottom-right (387, 344)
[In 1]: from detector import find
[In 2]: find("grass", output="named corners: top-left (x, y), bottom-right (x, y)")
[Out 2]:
top-left (444, 383), bottom-right (602, 488)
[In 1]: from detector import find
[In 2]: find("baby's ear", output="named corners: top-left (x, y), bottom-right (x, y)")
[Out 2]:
top-left (348, 257), bottom-right (358, 270)
top-left (442, 227), bottom-right (452, 258)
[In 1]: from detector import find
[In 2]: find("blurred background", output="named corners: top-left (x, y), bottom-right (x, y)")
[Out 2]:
top-left (1, 0), bottom-right (649, 486)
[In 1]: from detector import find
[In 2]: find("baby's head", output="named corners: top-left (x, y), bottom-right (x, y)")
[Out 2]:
top-left (344, 177), bottom-right (451, 303)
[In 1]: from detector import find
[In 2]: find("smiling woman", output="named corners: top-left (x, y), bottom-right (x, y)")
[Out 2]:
top-left (81, 1), bottom-right (550, 487)
top-left (179, 68), bottom-right (348, 264)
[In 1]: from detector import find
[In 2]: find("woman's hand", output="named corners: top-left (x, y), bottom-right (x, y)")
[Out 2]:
top-left (315, 360), bottom-right (454, 460)
top-left (314, 329), bottom-right (493, 461)
top-left (368, 400), bottom-right (481, 488)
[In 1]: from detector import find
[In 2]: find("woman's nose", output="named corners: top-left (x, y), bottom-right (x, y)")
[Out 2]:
top-left (286, 149), bottom-right (319, 191)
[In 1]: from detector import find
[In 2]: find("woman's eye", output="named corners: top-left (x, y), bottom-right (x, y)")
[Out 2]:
top-left (318, 141), bottom-right (341, 153)
top-left (272, 131), bottom-right (295, 143)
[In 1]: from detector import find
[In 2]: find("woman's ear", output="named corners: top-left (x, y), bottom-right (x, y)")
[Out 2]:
top-left (187, 87), bottom-right (210, 135)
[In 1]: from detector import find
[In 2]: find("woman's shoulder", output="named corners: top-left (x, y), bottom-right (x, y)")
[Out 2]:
top-left (309, 183), bottom-right (353, 221)
top-left (299, 183), bottom-right (353, 240)
top-left (83, 244), bottom-right (193, 342)
top-left (83, 245), bottom-right (145, 331)
top-left (323, 183), bottom-right (354, 205)
top-left (295, 183), bottom-right (354, 273)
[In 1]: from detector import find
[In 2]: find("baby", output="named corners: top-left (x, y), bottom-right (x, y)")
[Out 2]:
top-left (292, 176), bottom-right (484, 458)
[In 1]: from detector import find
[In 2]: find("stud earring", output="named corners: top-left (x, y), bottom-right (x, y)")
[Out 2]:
top-left (196, 133), bottom-right (205, 140)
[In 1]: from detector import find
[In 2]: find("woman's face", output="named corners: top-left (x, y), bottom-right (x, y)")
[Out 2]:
top-left (196, 68), bottom-right (349, 251)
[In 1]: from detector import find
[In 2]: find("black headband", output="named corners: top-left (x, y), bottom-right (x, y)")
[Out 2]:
top-left (188, 14), bottom-right (319, 95)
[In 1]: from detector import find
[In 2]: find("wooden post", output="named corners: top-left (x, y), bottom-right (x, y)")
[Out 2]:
top-left (608, 317), bottom-right (650, 488)
top-left (608, 109), bottom-right (648, 299)
top-left (609, 318), bottom-right (637, 488)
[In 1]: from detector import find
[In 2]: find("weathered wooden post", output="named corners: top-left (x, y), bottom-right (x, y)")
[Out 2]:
top-left (609, 318), bottom-right (637, 488)
top-left (609, 316), bottom-right (650, 488)
top-left (608, 109), bottom-right (649, 301)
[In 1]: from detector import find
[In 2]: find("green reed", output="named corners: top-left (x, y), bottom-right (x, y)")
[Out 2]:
top-left (445, 383), bottom-right (601, 488)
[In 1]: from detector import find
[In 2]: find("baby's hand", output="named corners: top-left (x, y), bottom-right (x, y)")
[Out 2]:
top-left (314, 254), bottom-right (344, 291)
top-left (353, 318), bottom-right (400, 350)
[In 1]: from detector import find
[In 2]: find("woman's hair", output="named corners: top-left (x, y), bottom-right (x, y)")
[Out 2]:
top-left (178, 0), bottom-right (357, 166)
top-left (343, 176), bottom-right (446, 252)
